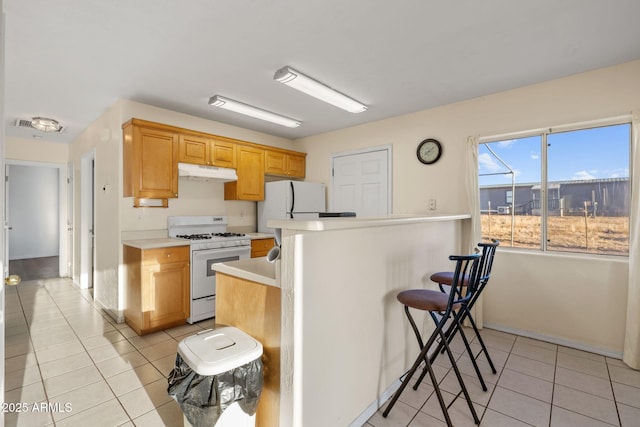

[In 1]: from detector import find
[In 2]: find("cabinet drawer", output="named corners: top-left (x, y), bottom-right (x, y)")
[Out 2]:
top-left (191, 296), bottom-right (216, 323)
top-left (142, 246), bottom-right (190, 265)
top-left (251, 238), bottom-right (275, 258)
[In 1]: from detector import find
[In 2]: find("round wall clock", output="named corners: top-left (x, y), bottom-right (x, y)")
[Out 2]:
top-left (416, 138), bottom-right (442, 165)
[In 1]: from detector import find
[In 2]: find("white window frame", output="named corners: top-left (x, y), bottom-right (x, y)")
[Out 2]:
top-left (479, 115), bottom-right (632, 256)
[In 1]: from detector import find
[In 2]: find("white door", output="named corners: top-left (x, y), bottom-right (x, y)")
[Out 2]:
top-left (331, 146), bottom-right (391, 217)
top-left (80, 151), bottom-right (95, 289)
top-left (4, 164), bottom-right (10, 279)
top-left (67, 162), bottom-right (74, 278)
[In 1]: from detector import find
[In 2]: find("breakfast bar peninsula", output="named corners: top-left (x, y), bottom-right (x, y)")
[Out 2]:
top-left (213, 213), bottom-right (471, 427)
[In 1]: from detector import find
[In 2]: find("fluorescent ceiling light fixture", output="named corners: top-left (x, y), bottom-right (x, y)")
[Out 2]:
top-left (274, 66), bottom-right (367, 113)
top-left (31, 117), bottom-right (62, 132)
top-left (208, 95), bottom-right (300, 128)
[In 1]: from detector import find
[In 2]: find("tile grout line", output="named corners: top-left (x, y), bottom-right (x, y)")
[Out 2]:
top-left (475, 331), bottom-right (517, 426)
top-left (606, 358), bottom-right (624, 427)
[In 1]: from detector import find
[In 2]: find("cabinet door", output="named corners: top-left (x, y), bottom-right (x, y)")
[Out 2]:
top-left (211, 139), bottom-right (236, 168)
top-left (143, 259), bottom-right (190, 329)
top-left (225, 145), bottom-right (264, 201)
top-left (133, 126), bottom-right (179, 198)
top-left (178, 134), bottom-right (210, 165)
top-left (264, 150), bottom-right (286, 175)
top-left (287, 153), bottom-right (306, 178)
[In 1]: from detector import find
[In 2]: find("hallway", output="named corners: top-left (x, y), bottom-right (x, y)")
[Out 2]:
top-left (9, 256), bottom-right (59, 282)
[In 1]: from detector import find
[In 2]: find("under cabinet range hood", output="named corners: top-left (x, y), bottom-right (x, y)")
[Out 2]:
top-left (178, 162), bottom-right (238, 182)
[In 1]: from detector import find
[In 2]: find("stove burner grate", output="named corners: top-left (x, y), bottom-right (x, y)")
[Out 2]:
top-left (176, 234), bottom-right (212, 240)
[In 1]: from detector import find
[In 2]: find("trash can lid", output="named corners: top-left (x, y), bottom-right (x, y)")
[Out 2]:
top-left (177, 326), bottom-right (263, 376)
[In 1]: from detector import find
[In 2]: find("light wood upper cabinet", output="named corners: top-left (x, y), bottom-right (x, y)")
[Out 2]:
top-left (210, 138), bottom-right (236, 168)
top-left (123, 119), bottom-right (179, 202)
top-left (225, 145), bottom-right (265, 201)
top-left (286, 153), bottom-right (306, 178)
top-left (178, 134), bottom-right (209, 165)
top-left (123, 118), bottom-right (306, 203)
top-left (178, 134), bottom-right (237, 168)
top-left (265, 149), bottom-right (306, 178)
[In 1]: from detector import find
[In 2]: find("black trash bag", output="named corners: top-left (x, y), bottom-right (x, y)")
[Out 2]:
top-left (167, 353), bottom-right (263, 427)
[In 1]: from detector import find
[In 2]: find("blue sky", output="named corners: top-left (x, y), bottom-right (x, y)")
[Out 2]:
top-left (479, 123), bottom-right (631, 186)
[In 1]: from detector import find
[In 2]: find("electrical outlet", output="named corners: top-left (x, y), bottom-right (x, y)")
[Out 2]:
top-left (428, 199), bottom-right (436, 210)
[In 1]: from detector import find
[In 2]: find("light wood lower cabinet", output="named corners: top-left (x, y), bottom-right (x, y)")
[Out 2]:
top-left (216, 273), bottom-right (280, 427)
top-left (124, 245), bottom-right (190, 335)
top-left (251, 238), bottom-right (275, 258)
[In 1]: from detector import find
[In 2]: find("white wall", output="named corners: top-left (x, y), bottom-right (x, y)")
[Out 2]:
top-left (7, 164), bottom-right (59, 259)
top-left (298, 59), bottom-right (640, 356)
top-left (278, 218), bottom-right (467, 426)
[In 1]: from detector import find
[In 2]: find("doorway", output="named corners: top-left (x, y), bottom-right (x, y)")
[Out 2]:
top-left (5, 161), bottom-right (67, 280)
top-left (330, 145), bottom-right (392, 216)
top-left (80, 150), bottom-right (95, 290)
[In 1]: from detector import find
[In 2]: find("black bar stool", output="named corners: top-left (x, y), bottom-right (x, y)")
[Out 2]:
top-left (383, 254), bottom-right (482, 426)
top-left (423, 240), bottom-right (500, 392)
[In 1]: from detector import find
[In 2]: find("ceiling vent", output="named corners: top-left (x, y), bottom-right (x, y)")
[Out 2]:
top-left (14, 118), bottom-right (65, 133)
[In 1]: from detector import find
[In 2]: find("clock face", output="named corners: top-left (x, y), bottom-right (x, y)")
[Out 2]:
top-left (417, 138), bottom-right (442, 164)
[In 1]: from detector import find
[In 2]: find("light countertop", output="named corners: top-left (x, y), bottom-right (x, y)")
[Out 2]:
top-left (122, 238), bottom-right (188, 250)
top-left (245, 232), bottom-right (276, 240)
top-left (213, 257), bottom-right (278, 287)
top-left (267, 213), bottom-right (471, 232)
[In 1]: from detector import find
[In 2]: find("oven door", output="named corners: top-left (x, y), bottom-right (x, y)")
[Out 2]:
top-left (191, 246), bottom-right (250, 300)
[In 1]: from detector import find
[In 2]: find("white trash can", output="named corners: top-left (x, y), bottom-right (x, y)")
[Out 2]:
top-left (168, 327), bottom-right (263, 427)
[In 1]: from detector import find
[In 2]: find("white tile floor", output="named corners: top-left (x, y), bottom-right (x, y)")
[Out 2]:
top-left (4, 277), bottom-right (214, 426)
top-left (366, 325), bottom-right (640, 427)
top-left (5, 277), bottom-right (640, 426)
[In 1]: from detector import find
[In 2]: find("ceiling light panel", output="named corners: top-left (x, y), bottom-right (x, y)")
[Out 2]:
top-left (208, 95), bottom-right (301, 128)
top-left (31, 117), bottom-right (62, 132)
top-left (274, 66), bottom-right (367, 113)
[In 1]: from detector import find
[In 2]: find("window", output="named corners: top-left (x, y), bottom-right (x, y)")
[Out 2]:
top-left (479, 122), bottom-right (630, 256)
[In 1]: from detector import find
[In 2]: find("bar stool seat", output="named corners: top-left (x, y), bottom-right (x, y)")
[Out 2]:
top-left (397, 289), bottom-right (461, 312)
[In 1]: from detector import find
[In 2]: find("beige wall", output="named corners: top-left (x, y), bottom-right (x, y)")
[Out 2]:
top-left (297, 60), bottom-right (640, 356)
top-left (6, 137), bottom-right (69, 164)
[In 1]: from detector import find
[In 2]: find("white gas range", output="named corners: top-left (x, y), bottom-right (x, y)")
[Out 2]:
top-left (168, 216), bottom-right (251, 323)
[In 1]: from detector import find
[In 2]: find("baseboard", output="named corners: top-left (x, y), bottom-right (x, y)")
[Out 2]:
top-left (348, 378), bottom-right (402, 427)
top-left (93, 298), bottom-right (126, 324)
top-left (483, 322), bottom-right (623, 360)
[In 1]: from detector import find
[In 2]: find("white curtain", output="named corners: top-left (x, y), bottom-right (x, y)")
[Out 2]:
top-left (624, 112), bottom-right (640, 370)
top-left (466, 135), bottom-right (483, 327)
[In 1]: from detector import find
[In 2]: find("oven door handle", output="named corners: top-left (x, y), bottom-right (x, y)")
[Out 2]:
top-left (192, 246), bottom-right (250, 259)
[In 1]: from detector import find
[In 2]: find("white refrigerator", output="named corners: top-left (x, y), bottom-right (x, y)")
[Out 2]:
top-left (258, 180), bottom-right (326, 233)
